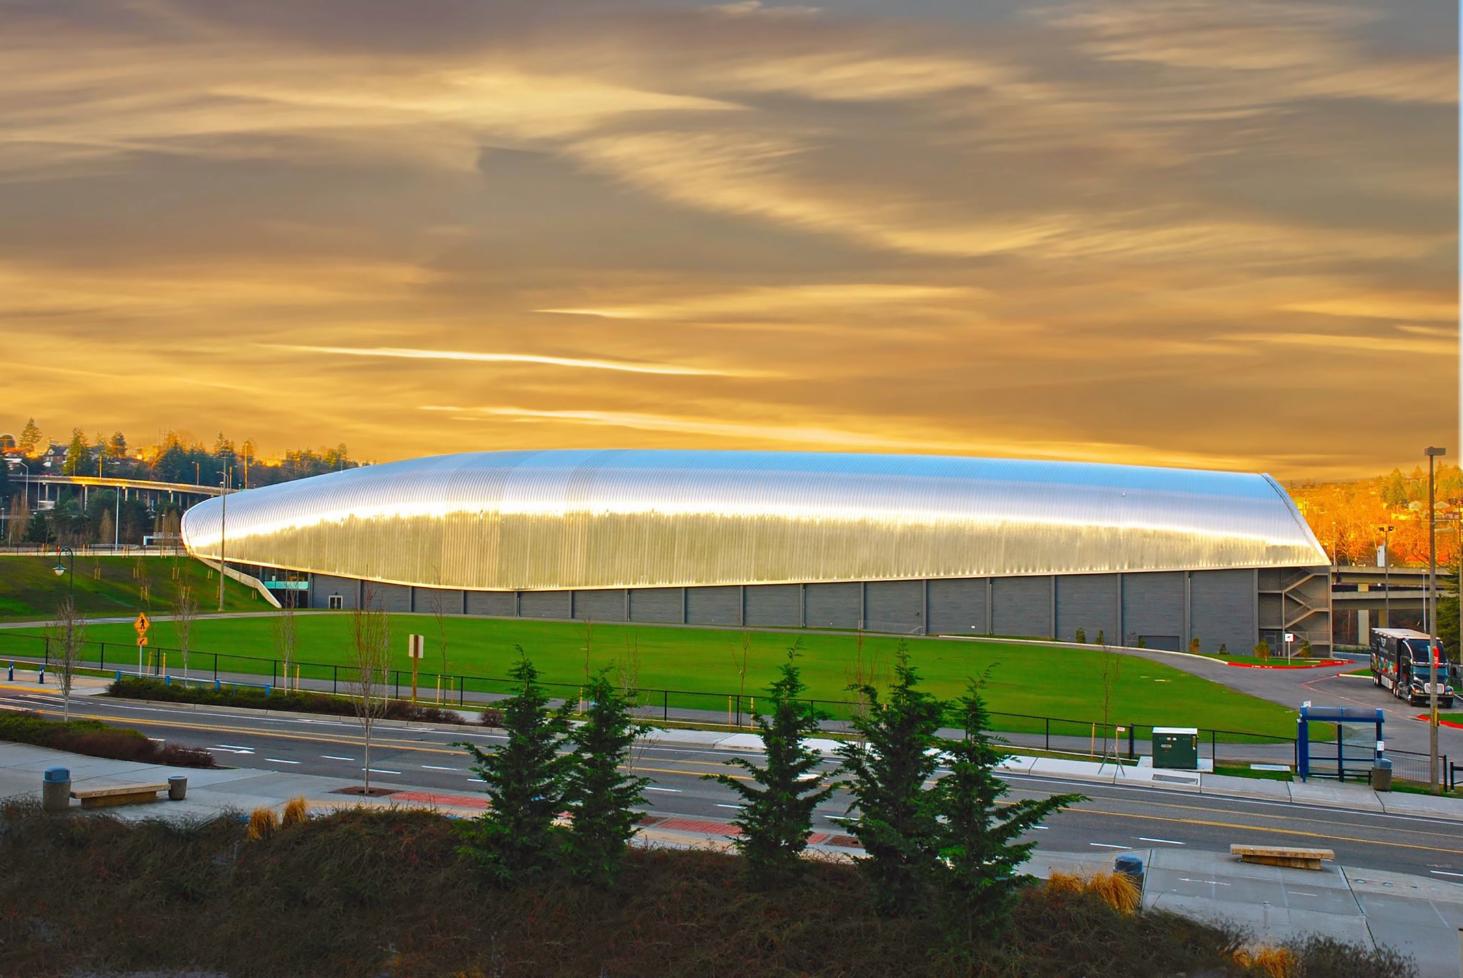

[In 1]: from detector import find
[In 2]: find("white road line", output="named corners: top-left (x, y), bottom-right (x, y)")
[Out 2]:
top-left (1138, 837), bottom-right (1185, 846)
top-left (825, 815), bottom-right (853, 822)
top-left (1089, 843), bottom-right (1130, 850)
top-left (715, 803), bottom-right (743, 810)
top-left (1431, 870), bottom-right (1463, 878)
top-left (213, 744), bottom-right (255, 753)
top-left (209, 746), bottom-right (253, 754)
top-left (421, 765), bottom-right (461, 772)
top-left (468, 777), bottom-right (486, 783)
top-left (363, 768), bottom-right (401, 775)
top-left (322, 755), bottom-right (353, 761)
top-left (147, 737), bottom-right (166, 743)
top-left (264, 758), bottom-right (301, 765)
top-left (1179, 878), bottom-right (1231, 886)
top-left (1033, 825), bottom-right (1049, 831)
top-left (644, 786), bottom-right (682, 793)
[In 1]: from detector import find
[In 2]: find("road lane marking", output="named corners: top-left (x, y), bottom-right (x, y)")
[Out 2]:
top-left (264, 758), bottom-right (301, 765)
top-left (364, 768), bottom-right (401, 775)
top-left (1089, 843), bottom-right (1130, 849)
top-left (468, 777), bottom-right (486, 783)
top-left (1073, 807), bottom-right (1463, 856)
top-left (322, 755), bottom-right (353, 761)
top-left (1431, 870), bottom-right (1463, 878)
top-left (1138, 837), bottom-right (1185, 845)
top-left (644, 786), bottom-right (682, 793)
top-left (213, 744), bottom-right (254, 752)
top-left (1179, 878), bottom-right (1230, 886)
top-left (421, 765), bottom-right (461, 772)
top-left (210, 746), bottom-right (254, 754)
top-left (716, 804), bottom-right (743, 810)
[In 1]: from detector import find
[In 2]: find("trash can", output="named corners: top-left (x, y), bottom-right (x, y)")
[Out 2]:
top-left (42, 767), bottom-right (70, 813)
top-left (167, 775), bottom-right (188, 801)
top-left (1114, 853), bottom-right (1145, 891)
top-left (1153, 727), bottom-right (1199, 770)
top-left (1369, 758), bottom-right (1392, 792)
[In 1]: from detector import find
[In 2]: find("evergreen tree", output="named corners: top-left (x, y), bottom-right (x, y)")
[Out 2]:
top-left (18, 418), bottom-right (40, 457)
top-left (932, 682), bottom-right (1083, 943)
top-left (61, 429), bottom-right (89, 476)
top-left (457, 651), bottom-right (571, 885)
top-left (1438, 552), bottom-right (1460, 661)
top-left (837, 647), bottom-right (944, 915)
top-left (106, 431), bottom-right (128, 459)
top-left (708, 649), bottom-right (833, 889)
top-left (563, 670), bottom-right (651, 886)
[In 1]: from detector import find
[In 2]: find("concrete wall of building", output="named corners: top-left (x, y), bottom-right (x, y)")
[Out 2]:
top-left (1122, 571), bottom-right (1185, 650)
top-left (1055, 574), bottom-right (1120, 644)
top-left (573, 588), bottom-right (627, 622)
top-left (865, 580), bottom-right (925, 634)
top-left (629, 587), bottom-right (684, 623)
top-left (992, 576), bottom-right (1053, 638)
top-left (310, 573), bottom-right (361, 610)
top-left (304, 565), bottom-right (1326, 653)
top-left (1189, 569), bottom-right (1256, 655)
top-left (745, 584), bottom-right (801, 628)
top-left (804, 582), bottom-right (861, 629)
top-left (927, 578), bottom-right (987, 635)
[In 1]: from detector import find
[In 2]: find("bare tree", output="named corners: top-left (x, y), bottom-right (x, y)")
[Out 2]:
top-left (349, 591), bottom-right (392, 795)
top-left (426, 587), bottom-right (451, 700)
top-left (272, 595), bottom-right (297, 691)
top-left (47, 597), bottom-right (85, 722)
top-left (172, 583), bottom-right (197, 680)
top-left (734, 630), bottom-right (753, 725)
top-left (7, 494), bottom-right (28, 546)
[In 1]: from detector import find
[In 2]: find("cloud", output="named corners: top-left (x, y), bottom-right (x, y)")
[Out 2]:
top-left (265, 344), bottom-right (771, 377)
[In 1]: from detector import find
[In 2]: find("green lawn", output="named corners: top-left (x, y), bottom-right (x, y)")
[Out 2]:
top-left (0, 555), bottom-right (260, 621)
top-left (16, 613), bottom-right (1301, 738)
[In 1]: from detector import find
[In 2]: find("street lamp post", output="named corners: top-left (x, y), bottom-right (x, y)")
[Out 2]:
top-left (1426, 446), bottom-right (1446, 794)
top-left (1378, 524), bottom-right (1394, 628)
top-left (51, 544), bottom-right (74, 603)
top-left (217, 466), bottom-right (229, 612)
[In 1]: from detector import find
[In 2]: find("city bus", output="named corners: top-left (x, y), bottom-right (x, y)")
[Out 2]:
top-left (1370, 627), bottom-right (1455, 707)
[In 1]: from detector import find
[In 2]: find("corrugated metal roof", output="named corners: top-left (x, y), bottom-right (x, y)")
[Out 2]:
top-left (181, 449), bottom-right (1328, 590)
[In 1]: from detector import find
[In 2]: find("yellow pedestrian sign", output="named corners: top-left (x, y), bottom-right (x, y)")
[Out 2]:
top-left (134, 612), bottom-right (150, 646)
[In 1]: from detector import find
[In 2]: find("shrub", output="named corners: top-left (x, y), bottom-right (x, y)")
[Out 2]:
top-left (281, 797), bottom-right (310, 828)
top-left (1188, 637), bottom-right (1201, 654)
top-left (1083, 872), bottom-right (1140, 916)
top-left (1095, 629), bottom-right (1104, 646)
top-left (107, 677), bottom-right (465, 725)
top-left (247, 807), bottom-right (279, 842)
top-left (478, 707), bottom-right (503, 727)
top-left (1044, 871), bottom-right (1084, 896)
top-left (1219, 642), bottom-right (1228, 655)
top-left (1283, 935), bottom-right (1416, 978)
top-left (1254, 640), bottom-right (1271, 661)
top-left (1299, 639), bottom-right (1313, 658)
top-left (0, 711), bottom-right (215, 768)
top-left (1073, 627), bottom-right (1086, 644)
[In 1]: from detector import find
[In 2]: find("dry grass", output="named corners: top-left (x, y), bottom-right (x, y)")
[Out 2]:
top-left (1044, 871), bottom-right (1140, 915)
top-left (246, 807), bottom-right (279, 842)
top-left (281, 797), bottom-right (309, 828)
top-left (1234, 945), bottom-right (1298, 977)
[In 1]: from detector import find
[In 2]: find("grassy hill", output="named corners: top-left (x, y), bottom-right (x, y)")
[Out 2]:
top-left (0, 555), bottom-right (262, 621)
top-left (46, 613), bottom-right (1300, 736)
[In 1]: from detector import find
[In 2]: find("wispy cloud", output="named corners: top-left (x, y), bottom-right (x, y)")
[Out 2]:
top-left (267, 345), bottom-right (771, 377)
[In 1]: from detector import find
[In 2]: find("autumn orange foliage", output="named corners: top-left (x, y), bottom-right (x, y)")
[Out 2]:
top-left (1288, 463), bottom-right (1461, 567)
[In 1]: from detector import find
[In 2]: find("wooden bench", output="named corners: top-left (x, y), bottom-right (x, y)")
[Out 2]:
top-left (1230, 844), bottom-right (1335, 870)
top-left (70, 783), bottom-right (168, 809)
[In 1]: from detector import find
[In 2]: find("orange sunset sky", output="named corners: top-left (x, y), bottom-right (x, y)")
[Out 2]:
top-left (3, 0), bottom-right (1458, 479)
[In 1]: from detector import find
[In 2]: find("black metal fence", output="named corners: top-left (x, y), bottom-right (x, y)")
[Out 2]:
top-left (1, 631), bottom-right (1297, 766)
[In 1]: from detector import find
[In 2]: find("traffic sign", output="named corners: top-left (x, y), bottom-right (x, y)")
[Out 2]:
top-left (135, 613), bottom-right (150, 646)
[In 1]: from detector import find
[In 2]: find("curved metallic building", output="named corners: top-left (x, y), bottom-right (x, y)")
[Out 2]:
top-left (182, 450), bottom-right (1331, 651)
top-left (182, 449), bottom-right (1324, 590)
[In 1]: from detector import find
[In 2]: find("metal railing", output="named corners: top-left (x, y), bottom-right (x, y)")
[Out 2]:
top-left (1, 631), bottom-right (1299, 766)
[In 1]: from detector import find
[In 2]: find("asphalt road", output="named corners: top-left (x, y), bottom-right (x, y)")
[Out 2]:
top-left (6, 688), bottom-right (1463, 884)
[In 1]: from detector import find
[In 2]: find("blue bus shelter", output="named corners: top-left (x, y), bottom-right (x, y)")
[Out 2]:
top-left (1297, 705), bottom-right (1384, 782)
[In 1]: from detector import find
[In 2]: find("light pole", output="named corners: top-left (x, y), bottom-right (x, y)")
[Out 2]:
top-left (1378, 524), bottom-right (1394, 628)
top-left (51, 544), bottom-right (74, 604)
top-left (1426, 446), bottom-right (1446, 794)
top-left (217, 466), bottom-right (229, 612)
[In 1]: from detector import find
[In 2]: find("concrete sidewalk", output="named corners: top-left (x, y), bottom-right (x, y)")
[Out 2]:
top-left (7, 675), bottom-right (1463, 821)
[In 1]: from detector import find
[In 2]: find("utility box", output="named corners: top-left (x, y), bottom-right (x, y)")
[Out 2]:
top-left (1152, 727), bottom-right (1199, 770)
